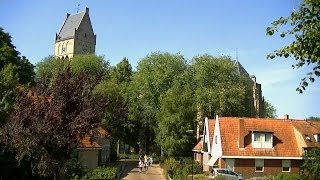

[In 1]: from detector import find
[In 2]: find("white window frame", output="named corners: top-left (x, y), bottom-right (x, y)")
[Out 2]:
top-left (252, 132), bottom-right (273, 149)
top-left (255, 159), bottom-right (264, 172)
top-left (282, 160), bottom-right (291, 172)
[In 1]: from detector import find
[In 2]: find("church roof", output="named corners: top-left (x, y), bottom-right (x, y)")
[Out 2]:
top-left (57, 11), bottom-right (86, 41)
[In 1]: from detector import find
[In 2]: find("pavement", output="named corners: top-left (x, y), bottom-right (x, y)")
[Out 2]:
top-left (120, 159), bottom-right (165, 180)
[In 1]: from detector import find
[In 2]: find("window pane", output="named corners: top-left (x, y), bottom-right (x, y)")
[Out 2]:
top-left (255, 159), bottom-right (264, 172)
top-left (283, 167), bottom-right (290, 172)
top-left (265, 133), bottom-right (272, 142)
top-left (254, 133), bottom-right (261, 141)
top-left (282, 160), bottom-right (291, 172)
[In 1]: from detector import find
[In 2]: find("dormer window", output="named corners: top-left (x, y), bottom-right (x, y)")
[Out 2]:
top-left (314, 134), bottom-right (320, 142)
top-left (252, 132), bottom-right (273, 148)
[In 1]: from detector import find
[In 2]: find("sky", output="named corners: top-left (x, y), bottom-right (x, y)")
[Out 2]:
top-left (0, 0), bottom-right (319, 119)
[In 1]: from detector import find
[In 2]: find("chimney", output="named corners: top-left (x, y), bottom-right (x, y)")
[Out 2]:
top-left (86, 7), bottom-right (89, 13)
top-left (284, 114), bottom-right (289, 120)
top-left (238, 118), bottom-right (245, 148)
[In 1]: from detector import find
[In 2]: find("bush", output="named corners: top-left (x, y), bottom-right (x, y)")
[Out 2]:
top-left (72, 167), bottom-right (118, 180)
top-left (213, 174), bottom-right (224, 180)
top-left (173, 166), bottom-right (189, 180)
top-left (164, 157), bottom-right (180, 176)
top-left (273, 173), bottom-right (300, 180)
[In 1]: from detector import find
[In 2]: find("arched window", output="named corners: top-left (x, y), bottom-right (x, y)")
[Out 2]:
top-left (65, 41), bottom-right (69, 52)
top-left (57, 43), bottom-right (61, 54)
top-left (61, 42), bottom-right (65, 54)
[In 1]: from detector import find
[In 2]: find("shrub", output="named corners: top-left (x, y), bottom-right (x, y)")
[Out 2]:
top-left (173, 166), bottom-right (189, 180)
top-left (164, 157), bottom-right (179, 176)
top-left (72, 167), bottom-right (118, 180)
top-left (273, 173), bottom-right (300, 180)
top-left (213, 174), bottom-right (224, 180)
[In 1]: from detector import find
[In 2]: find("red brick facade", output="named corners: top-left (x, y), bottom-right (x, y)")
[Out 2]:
top-left (220, 158), bottom-right (302, 179)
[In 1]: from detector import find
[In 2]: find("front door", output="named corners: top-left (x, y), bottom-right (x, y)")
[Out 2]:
top-left (225, 159), bottom-right (234, 171)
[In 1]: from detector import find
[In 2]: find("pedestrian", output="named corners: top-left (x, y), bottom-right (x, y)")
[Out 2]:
top-left (149, 155), bottom-right (153, 166)
top-left (144, 158), bottom-right (149, 172)
top-left (138, 160), bottom-right (143, 173)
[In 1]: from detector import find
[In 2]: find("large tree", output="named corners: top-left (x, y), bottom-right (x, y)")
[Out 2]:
top-left (266, 0), bottom-right (320, 92)
top-left (129, 52), bottom-right (187, 153)
top-left (192, 55), bottom-right (246, 118)
top-left (0, 27), bottom-right (34, 125)
top-left (156, 69), bottom-right (196, 157)
top-left (263, 99), bottom-right (277, 118)
top-left (2, 67), bottom-right (109, 177)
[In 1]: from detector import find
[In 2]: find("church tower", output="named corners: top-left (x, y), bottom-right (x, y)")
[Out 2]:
top-left (54, 7), bottom-right (96, 59)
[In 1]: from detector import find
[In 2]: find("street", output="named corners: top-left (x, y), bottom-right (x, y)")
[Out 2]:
top-left (120, 160), bottom-right (165, 180)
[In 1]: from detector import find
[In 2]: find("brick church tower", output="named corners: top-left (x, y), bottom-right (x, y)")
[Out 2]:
top-left (54, 7), bottom-right (96, 59)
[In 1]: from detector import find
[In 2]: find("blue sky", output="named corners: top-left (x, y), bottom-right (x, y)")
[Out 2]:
top-left (1, 0), bottom-right (319, 119)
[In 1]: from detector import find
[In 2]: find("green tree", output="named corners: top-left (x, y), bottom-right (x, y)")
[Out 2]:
top-left (192, 55), bottom-right (246, 118)
top-left (0, 27), bottom-right (34, 85)
top-left (129, 52), bottom-right (187, 153)
top-left (35, 55), bottom-right (109, 94)
top-left (307, 116), bottom-right (320, 121)
top-left (156, 70), bottom-right (196, 157)
top-left (0, 27), bottom-right (34, 124)
top-left (266, 0), bottom-right (320, 93)
top-left (263, 99), bottom-right (277, 118)
top-left (301, 149), bottom-right (320, 180)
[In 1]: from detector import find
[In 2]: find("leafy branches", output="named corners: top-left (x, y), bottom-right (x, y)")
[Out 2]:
top-left (266, 0), bottom-right (320, 92)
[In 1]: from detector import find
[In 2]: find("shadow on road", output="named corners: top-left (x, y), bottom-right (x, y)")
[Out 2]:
top-left (119, 159), bottom-right (139, 178)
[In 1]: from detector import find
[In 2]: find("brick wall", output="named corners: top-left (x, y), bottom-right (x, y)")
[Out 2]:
top-left (221, 158), bottom-right (302, 179)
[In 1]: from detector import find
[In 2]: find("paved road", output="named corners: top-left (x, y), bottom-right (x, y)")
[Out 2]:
top-left (120, 160), bottom-right (165, 180)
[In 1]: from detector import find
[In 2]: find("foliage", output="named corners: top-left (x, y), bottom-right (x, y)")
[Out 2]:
top-left (164, 157), bottom-right (180, 176)
top-left (0, 27), bottom-right (34, 125)
top-left (270, 173), bottom-right (300, 180)
top-left (79, 167), bottom-right (118, 180)
top-left (35, 55), bottom-right (108, 94)
top-left (263, 99), bottom-right (277, 118)
top-left (192, 54), bottom-right (246, 117)
top-left (300, 148), bottom-right (320, 180)
top-left (0, 27), bottom-right (35, 85)
top-left (2, 67), bottom-right (108, 177)
top-left (156, 70), bottom-right (196, 157)
top-left (307, 116), bottom-right (320, 121)
top-left (213, 174), bottom-right (224, 180)
top-left (193, 174), bottom-right (208, 180)
top-left (128, 52), bottom-right (187, 153)
top-left (266, 0), bottom-right (320, 92)
top-left (172, 165), bottom-right (189, 180)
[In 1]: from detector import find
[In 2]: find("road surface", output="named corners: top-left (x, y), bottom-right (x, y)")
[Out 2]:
top-left (120, 160), bottom-right (165, 180)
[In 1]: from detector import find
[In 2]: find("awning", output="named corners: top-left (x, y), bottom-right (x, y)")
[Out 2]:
top-left (207, 156), bottom-right (219, 166)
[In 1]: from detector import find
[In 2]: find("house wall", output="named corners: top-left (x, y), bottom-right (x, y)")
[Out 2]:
top-left (220, 158), bottom-right (302, 179)
top-left (96, 137), bottom-right (111, 164)
top-left (78, 148), bottom-right (100, 169)
top-left (203, 152), bottom-right (210, 172)
top-left (293, 127), bottom-right (307, 155)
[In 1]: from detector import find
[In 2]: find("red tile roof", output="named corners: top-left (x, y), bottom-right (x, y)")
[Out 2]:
top-left (78, 127), bottom-right (109, 148)
top-left (193, 140), bottom-right (203, 152)
top-left (78, 135), bottom-right (101, 148)
top-left (208, 119), bottom-right (215, 148)
top-left (218, 117), bottom-right (301, 157)
top-left (292, 120), bottom-right (320, 148)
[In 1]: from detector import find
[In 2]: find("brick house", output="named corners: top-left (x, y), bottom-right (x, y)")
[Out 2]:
top-left (193, 115), bottom-right (320, 179)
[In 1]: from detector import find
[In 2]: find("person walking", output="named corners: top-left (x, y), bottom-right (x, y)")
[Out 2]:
top-left (138, 160), bottom-right (144, 173)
